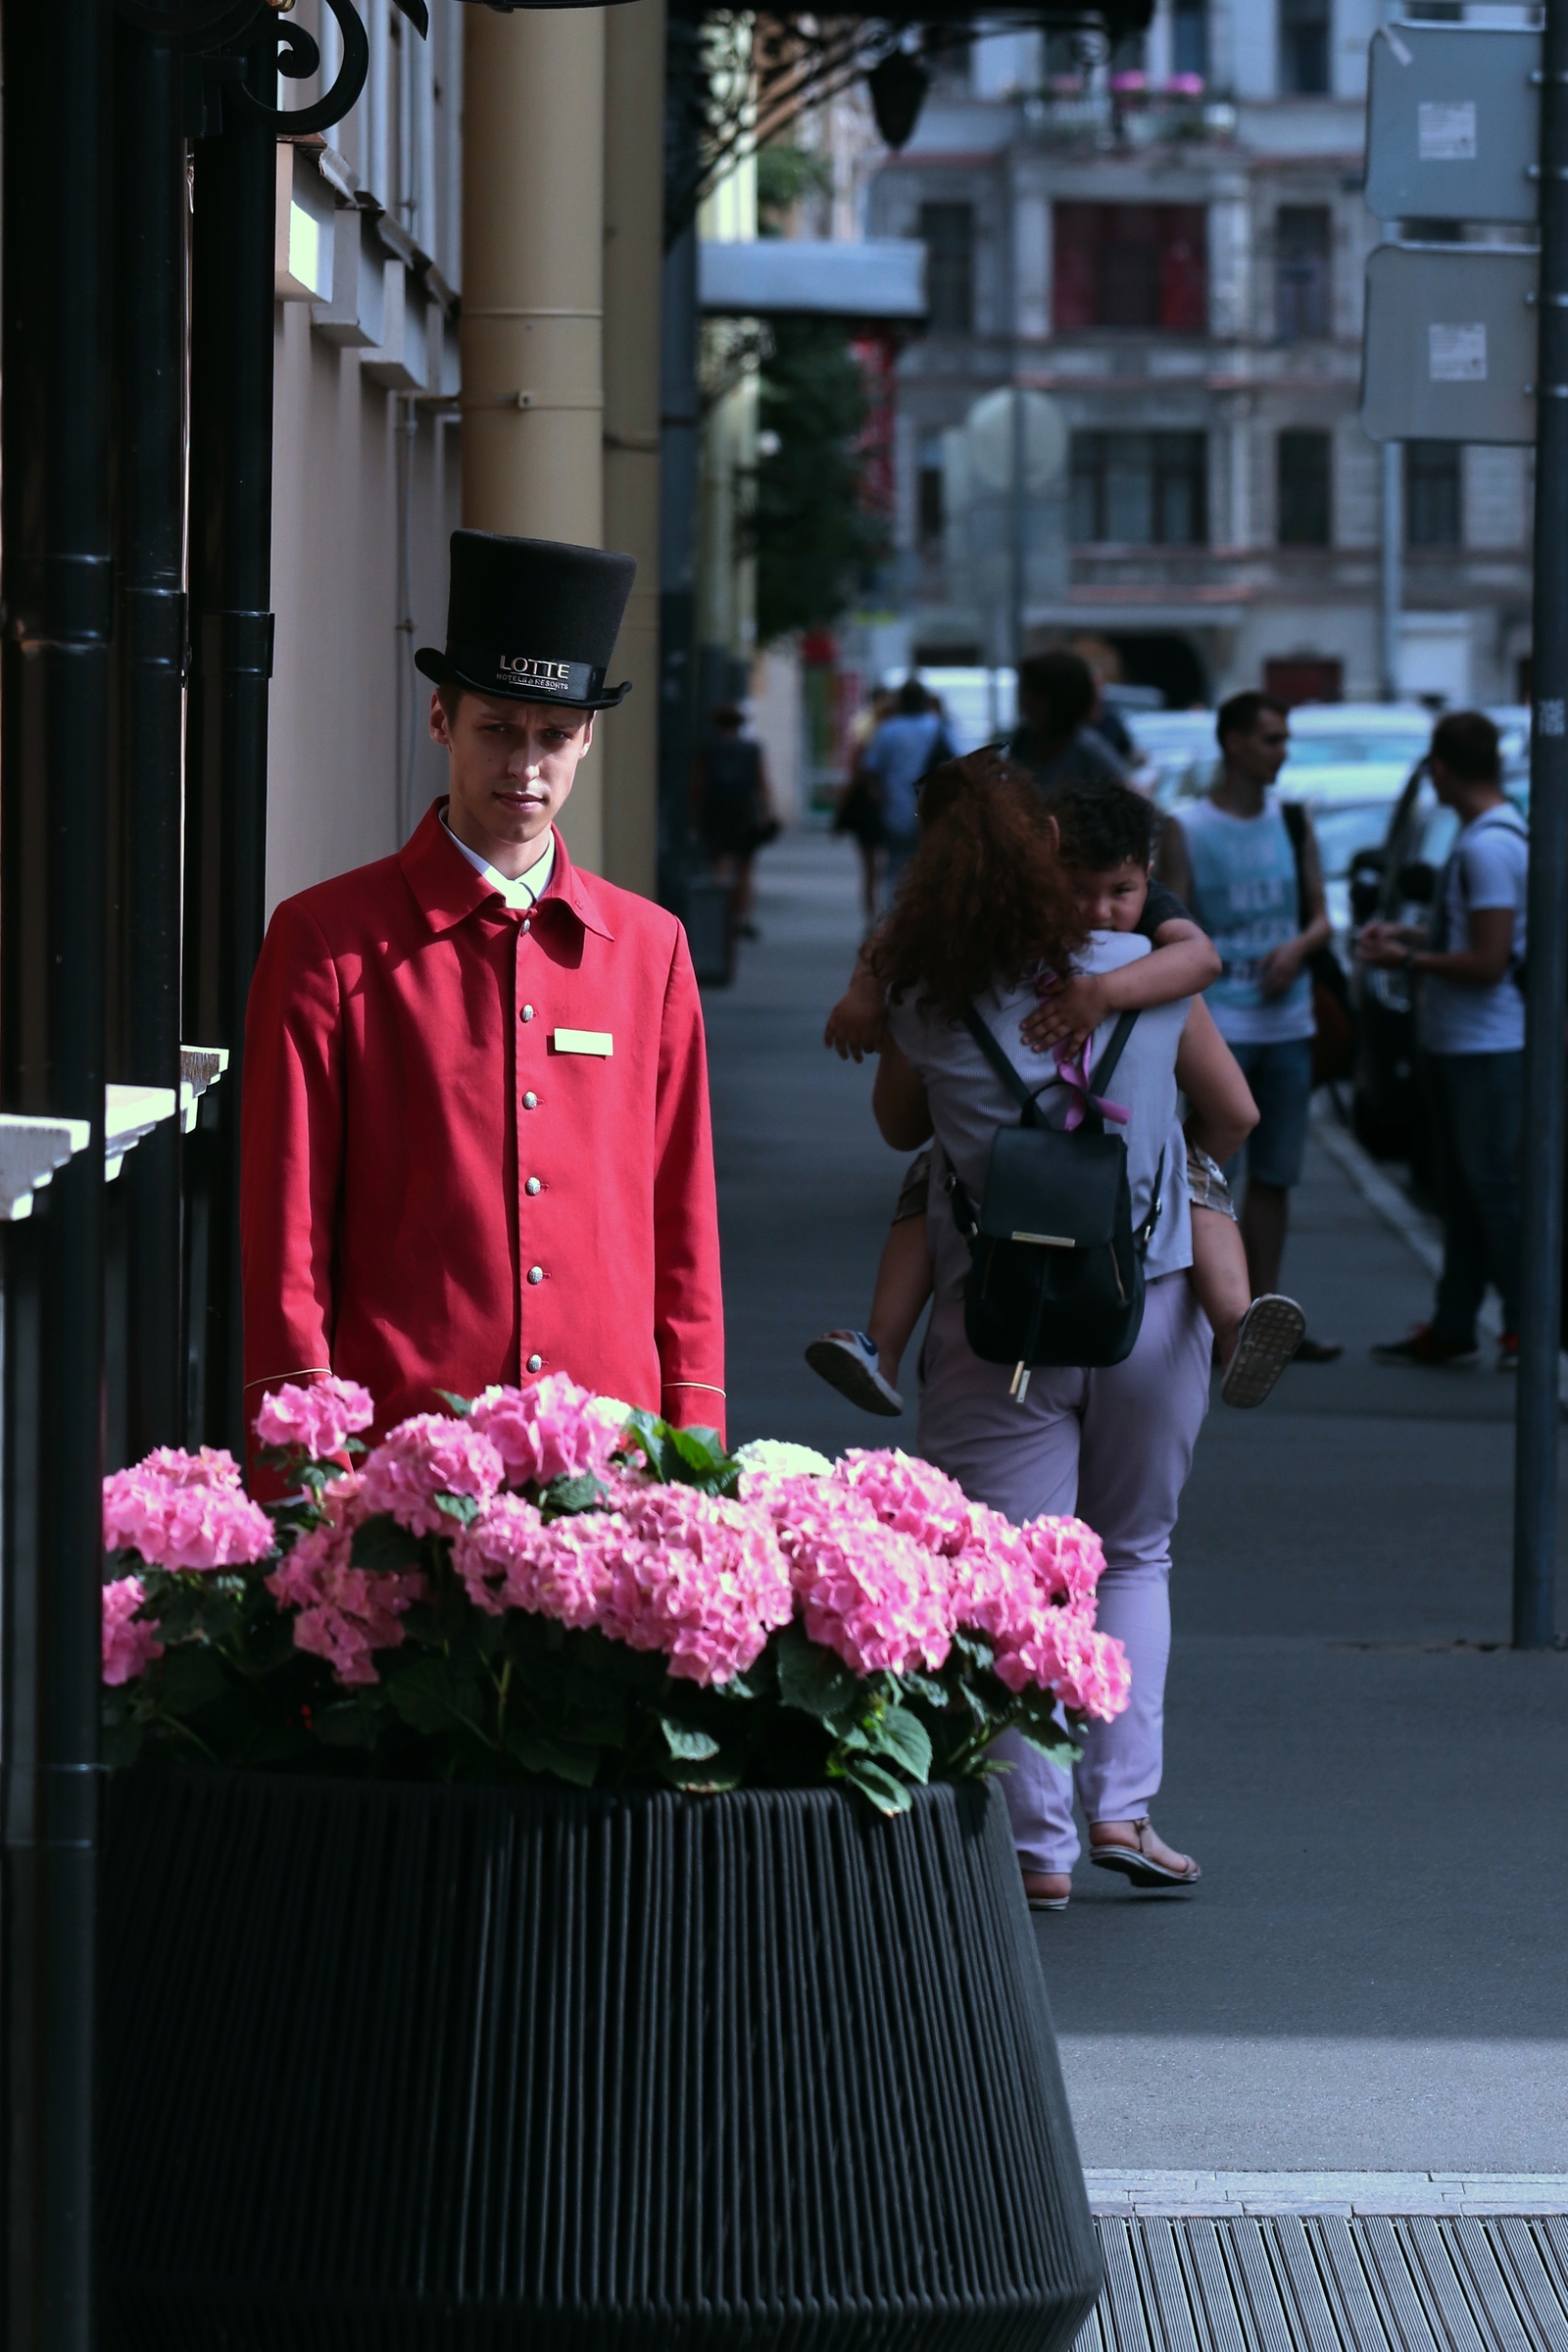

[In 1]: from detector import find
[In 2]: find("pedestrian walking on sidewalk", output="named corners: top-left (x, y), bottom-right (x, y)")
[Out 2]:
top-left (860, 680), bottom-right (956, 898)
top-left (869, 759), bottom-right (1258, 1910)
top-left (1358, 710), bottom-right (1527, 1372)
top-left (1157, 689), bottom-right (1341, 1361)
top-left (1005, 649), bottom-right (1129, 797)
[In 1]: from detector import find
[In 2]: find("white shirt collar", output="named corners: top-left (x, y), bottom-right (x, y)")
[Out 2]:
top-left (441, 810), bottom-right (556, 911)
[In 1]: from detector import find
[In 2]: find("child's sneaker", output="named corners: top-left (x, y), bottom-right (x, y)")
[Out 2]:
top-left (1219, 1295), bottom-right (1306, 1409)
top-left (805, 1331), bottom-right (903, 1416)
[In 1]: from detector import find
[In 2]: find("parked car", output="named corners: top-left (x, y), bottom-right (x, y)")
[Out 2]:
top-left (1347, 759), bottom-right (1529, 1165)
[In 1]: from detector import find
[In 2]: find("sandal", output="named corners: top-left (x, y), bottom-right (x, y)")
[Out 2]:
top-left (804, 1331), bottom-right (903, 1416)
top-left (1220, 1294), bottom-right (1305, 1409)
top-left (1022, 1871), bottom-right (1072, 1912)
top-left (1088, 1817), bottom-right (1200, 1889)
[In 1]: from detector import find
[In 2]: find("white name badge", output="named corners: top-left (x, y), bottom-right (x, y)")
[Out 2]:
top-left (552, 1028), bottom-right (613, 1057)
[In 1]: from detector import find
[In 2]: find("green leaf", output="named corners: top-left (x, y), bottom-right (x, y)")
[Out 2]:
top-left (436, 1390), bottom-right (475, 1416)
top-left (658, 1752), bottom-right (744, 1793)
top-left (897, 1671), bottom-right (949, 1709)
top-left (540, 1471), bottom-right (606, 1518)
top-left (313, 1699), bottom-right (380, 1749)
top-left (837, 1753), bottom-right (912, 1816)
top-left (504, 1723), bottom-right (600, 1786)
top-left (1015, 1727), bottom-right (1082, 1768)
top-left (349, 1514), bottom-right (421, 1571)
top-left (155, 1643), bottom-right (229, 1714)
top-left (660, 1716), bottom-right (720, 1762)
top-left (433, 1491), bottom-right (479, 1526)
top-left (864, 1705), bottom-right (932, 1784)
top-left (775, 1623), bottom-right (861, 1733)
top-left (384, 1656), bottom-right (489, 1741)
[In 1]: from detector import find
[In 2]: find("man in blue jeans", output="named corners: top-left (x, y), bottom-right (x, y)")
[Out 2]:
top-left (1158, 689), bottom-right (1341, 1358)
top-left (1358, 710), bottom-right (1527, 1370)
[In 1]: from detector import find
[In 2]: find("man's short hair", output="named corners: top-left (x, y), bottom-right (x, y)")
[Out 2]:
top-left (1019, 651), bottom-right (1096, 736)
top-left (1430, 709), bottom-right (1501, 783)
top-left (897, 677), bottom-right (930, 715)
top-left (1216, 689), bottom-right (1289, 748)
top-left (1040, 773), bottom-right (1156, 873)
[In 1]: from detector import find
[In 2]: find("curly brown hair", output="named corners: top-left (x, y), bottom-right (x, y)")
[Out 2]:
top-left (871, 751), bottom-right (1088, 1020)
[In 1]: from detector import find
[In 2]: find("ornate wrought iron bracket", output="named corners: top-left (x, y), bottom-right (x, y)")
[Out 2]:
top-left (112, 0), bottom-right (426, 139)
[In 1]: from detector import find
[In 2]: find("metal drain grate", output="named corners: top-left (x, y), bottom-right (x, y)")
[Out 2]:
top-left (1077, 2213), bottom-right (1568, 2350)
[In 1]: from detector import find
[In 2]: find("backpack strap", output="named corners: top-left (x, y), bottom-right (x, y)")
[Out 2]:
top-left (962, 1004), bottom-right (1140, 1134)
top-left (1281, 800), bottom-right (1310, 933)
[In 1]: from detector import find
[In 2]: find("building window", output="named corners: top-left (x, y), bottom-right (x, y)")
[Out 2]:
top-left (1277, 430), bottom-right (1332, 545)
top-left (1406, 440), bottom-right (1461, 547)
top-left (1276, 207), bottom-right (1331, 341)
top-left (1053, 205), bottom-right (1207, 333)
top-left (1070, 431), bottom-right (1208, 544)
top-left (919, 203), bottom-right (974, 335)
top-left (1280, 0), bottom-right (1331, 97)
top-left (917, 433), bottom-right (945, 545)
top-left (1172, 0), bottom-right (1208, 80)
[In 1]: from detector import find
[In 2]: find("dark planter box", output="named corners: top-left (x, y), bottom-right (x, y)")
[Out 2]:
top-left (101, 1770), bottom-right (1099, 2350)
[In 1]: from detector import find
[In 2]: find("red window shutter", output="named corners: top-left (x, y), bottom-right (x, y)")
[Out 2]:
top-left (1159, 205), bottom-right (1208, 332)
top-left (1053, 203), bottom-right (1100, 329)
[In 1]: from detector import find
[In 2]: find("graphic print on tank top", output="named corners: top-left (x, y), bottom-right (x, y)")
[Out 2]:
top-left (1180, 797), bottom-right (1313, 1044)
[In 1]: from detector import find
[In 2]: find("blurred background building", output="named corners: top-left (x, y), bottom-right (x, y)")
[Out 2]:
top-left (733, 0), bottom-right (1534, 736)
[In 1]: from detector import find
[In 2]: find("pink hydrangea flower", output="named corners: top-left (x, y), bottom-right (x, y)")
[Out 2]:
top-left (267, 1479), bottom-right (425, 1687)
top-left (358, 1413), bottom-right (504, 1536)
top-left (103, 1452), bottom-right (274, 1572)
top-left (253, 1375), bottom-right (375, 1459)
top-left (991, 1604), bottom-right (1131, 1721)
top-left (1018, 1514), bottom-right (1106, 1608)
top-left (775, 1483), bottom-right (952, 1678)
top-left (602, 1484), bottom-right (794, 1686)
top-left (137, 1446), bottom-right (244, 1490)
top-left (451, 1493), bottom-right (611, 1624)
top-left (837, 1447), bottom-right (974, 1556)
top-left (454, 1483), bottom-right (791, 1688)
top-left (468, 1375), bottom-right (626, 1490)
top-left (101, 1576), bottom-right (164, 1686)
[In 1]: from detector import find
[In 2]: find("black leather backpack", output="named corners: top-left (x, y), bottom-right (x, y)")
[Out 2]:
top-left (947, 1007), bottom-right (1161, 1398)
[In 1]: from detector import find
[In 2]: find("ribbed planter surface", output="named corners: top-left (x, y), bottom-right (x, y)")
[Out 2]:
top-left (100, 1769), bottom-right (1098, 2350)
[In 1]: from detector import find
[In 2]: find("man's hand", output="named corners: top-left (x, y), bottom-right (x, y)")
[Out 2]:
top-left (1355, 919), bottom-right (1420, 971)
top-left (1257, 938), bottom-right (1307, 999)
top-left (824, 958), bottom-right (888, 1061)
top-left (1020, 972), bottom-right (1108, 1055)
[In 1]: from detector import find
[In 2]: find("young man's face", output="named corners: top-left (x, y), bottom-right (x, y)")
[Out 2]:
top-left (429, 689), bottom-right (594, 851)
top-left (1223, 711), bottom-right (1290, 787)
top-left (1069, 858), bottom-right (1150, 932)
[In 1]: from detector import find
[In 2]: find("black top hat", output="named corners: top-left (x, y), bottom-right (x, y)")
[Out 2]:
top-left (415, 530), bottom-right (635, 711)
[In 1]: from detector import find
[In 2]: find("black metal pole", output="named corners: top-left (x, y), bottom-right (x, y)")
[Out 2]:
top-left (1514, 0), bottom-right (1568, 1650)
top-left (0, 1), bottom-right (114, 2343)
top-left (117, 20), bottom-right (188, 1460)
top-left (658, 12), bottom-right (703, 919)
top-left (186, 27), bottom-right (277, 1460)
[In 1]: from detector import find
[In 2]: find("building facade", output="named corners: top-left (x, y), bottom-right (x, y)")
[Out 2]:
top-left (868, 0), bottom-right (1533, 708)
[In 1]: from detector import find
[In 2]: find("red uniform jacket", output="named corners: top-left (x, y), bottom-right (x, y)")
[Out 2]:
top-left (241, 802), bottom-right (725, 1444)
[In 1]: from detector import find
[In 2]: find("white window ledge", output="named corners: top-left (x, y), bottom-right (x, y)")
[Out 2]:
top-left (0, 1115), bottom-right (91, 1222)
top-left (179, 1045), bottom-right (230, 1135)
top-left (105, 1086), bottom-right (178, 1182)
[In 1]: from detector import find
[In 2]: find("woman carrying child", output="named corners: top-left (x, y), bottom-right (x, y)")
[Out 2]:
top-left (811, 769), bottom-right (1305, 1415)
top-left (822, 755), bottom-right (1281, 1907)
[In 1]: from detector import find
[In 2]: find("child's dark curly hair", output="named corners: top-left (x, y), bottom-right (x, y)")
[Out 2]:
top-left (1039, 773), bottom-right (1155, 873)
top-left (871, 751), bottom-right (1088, 1020)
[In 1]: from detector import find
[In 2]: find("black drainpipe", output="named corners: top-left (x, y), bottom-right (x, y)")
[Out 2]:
top-left (118, 19), bottom-right (189, 1460)
top-left (185, 20), bottom-right (278, 1460)
top-left (0, 1), bottom-right (113, 2345)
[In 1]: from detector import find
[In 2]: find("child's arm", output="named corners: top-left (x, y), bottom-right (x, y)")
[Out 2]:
top-left (824, 932), bottom-right (891, 1061)
top-left (1021, 918), bottom-right (1221, 1052)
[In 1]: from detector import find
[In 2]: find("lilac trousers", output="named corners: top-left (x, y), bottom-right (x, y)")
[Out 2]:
top-left (917, 1270), bottom-right (1211, 1872)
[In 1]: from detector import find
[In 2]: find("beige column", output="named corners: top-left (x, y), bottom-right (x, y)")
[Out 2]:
top-left (461, 4), bottom-right (607, 869)
top-left (600, 0), bottom-right (666, 899)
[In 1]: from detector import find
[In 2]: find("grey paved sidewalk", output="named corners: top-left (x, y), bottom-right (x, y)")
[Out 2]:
top-left (705, 834), bottom-right (1568, 2179)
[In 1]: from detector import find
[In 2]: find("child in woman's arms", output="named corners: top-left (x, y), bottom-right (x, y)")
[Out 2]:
top-left (809, 772), bottom-right (1305, 1413)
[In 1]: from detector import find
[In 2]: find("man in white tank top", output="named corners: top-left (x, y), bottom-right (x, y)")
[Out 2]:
top-left (1158, 691), bottom-right (1339, 1358)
